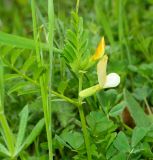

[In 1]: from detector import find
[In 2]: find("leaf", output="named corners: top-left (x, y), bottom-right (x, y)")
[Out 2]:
top-left (57, 80), bottom-right (68, 94)
top-left (63, 12), bottom-right (90, 74)
top-left (23, 118), bottom-right (44, 147)
top-left (113, 131), bottom-right (130, 153)
top-left (98, 89), bottom-right (118, 110)
top-left (0, 143), bottom-right (10, 157)
top-left (142, 142), bottom-right (153, 158)
top-left (0, 45), bottom-right (13, 57)
top-left (15, 118), bottom-right (44, 156)
top-left (109, 101), bottom-right (126, 117)
top-left (21, 54), bottom-right (36, 73)
top-left (106, 132), bottom-right (117, 149)
top-left (0, 31), bottom-right (61, 53)
top-left (55, 134), bottom-right (72, 150)
top-left (17, 88), bottom-right (40, 96)
top-left (133, 86), bottom-right (152, 101)
top-left (124, 89), bottom-right (151, 127)
top-left (4, 74), bottom-right (21, 81)
top-left (60, 131), bottom-right (84, 150)
top-left (111, 152), bottom-right (126, 160)
top-left (0, 31), bottom-right (47, 51)
top-left (8, 81), bottom-right (32, 94)
top-left (15, 105), bottom-right (29, 151)
top-left (131, 127), bottom-right (149, 148)
top-left (86, 111), bottom-right (114, 135)
top-left (10, 49), bottom-right (23, 65)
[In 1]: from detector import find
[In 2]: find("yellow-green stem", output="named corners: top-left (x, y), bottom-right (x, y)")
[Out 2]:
top-left (0, 59), bottom-right (15, 157)
top-left (78, 73), bottom-right (92, 160)
top-left (48, 0), bottom-right (54, 159)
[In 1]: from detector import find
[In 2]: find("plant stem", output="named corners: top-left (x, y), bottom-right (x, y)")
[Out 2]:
top-left (31, 1), bottom-right (53, 159)
top-left (144, 98), bottom-right (152, 115)
top-left (76, 0), bottom-right (80, 13)
top-left (78, 73), bottom-right (92, 160)
top-left (0, 60), bottom-right (15, 156)
top-left (47, 0), bottom-right (54, 159)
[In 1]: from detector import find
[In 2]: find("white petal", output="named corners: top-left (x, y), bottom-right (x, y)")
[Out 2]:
top-left (103, 73), bottom-right (120, 88)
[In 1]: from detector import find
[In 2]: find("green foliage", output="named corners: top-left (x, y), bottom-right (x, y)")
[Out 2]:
top-left (0, 0), bottom-right (153, 159)
top-left (63, 12), bottom-right (90, 75)
top-left (113, 131), bottom-right (131, 153)
top-left (124, 89), bottom-right (151, 127)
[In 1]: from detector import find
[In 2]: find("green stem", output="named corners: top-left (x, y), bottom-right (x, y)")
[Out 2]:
top-left (76, 0), bottom-right (80, 13)
top-left (144, 98), bottom-right (152, 115)
top-left (47, 0), bottom-right (54, 159)
top-left (0, 59), bottom-right (15, 157)
top-left (78, 73), bottom-right (92, 160)
top-left (31, 1), bottom-right (53, 159)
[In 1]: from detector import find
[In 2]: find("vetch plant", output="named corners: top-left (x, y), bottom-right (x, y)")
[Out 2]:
top-left (1, 0), bottom-right (153, 159)
top-left (79, 38), bottom-right (120, 98)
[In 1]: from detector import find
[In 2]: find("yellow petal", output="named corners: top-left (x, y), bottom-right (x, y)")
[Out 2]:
top-left (91, 37), bottom-right (105, 61)
top-left (97, 55), bottom-right (108, 87)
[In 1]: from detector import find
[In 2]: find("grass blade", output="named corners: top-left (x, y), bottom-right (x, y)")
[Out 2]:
top-left (0, 31), bottom-right (61, 53)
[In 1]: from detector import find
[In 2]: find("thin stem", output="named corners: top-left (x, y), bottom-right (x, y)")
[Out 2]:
top-left (0, 59), bottom-right (15, 156)
top-left (144, 98), bottom-right (152, 115)
top-left (31, 1), bottom-right (53, 159)
top-left (3, 59), bottom-right (79, 106)
top-left (51, 90), bottom-right (79, 106)
top-left (76, 0), bottom-right (80, 14)
top-left (47, 0), bottom-right (54, 159)
top-left (78, 73), bottom-right (92, 160)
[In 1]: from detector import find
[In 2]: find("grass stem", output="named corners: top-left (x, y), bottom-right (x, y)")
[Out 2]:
top-left (31, 0), bottom-right (53, 159)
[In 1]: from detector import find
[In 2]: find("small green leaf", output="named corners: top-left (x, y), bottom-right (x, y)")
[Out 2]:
top-left (106, 132), bottom-right (117, 149)
top-left (109, 101), bottom-right (126, 117)
top-left (57, 81), bottom-right (68, 94)
top-left (23, 118), bottom-right (44, 148)
top-left (11, 49), bottom-right (23, 65)
top-left (15, 105), bottom-right (29, 151)
top-left (0, 143), bottom-right (10, 157)
top-left (8, 82), bottom-right (32, 94)
top-left (98, 89), bottom-right (118, 109)
top-left (4, 74), bottom-right (21, 81)
top-left (55, 134), bottom-right (72, 150)
top-left (86, 111), bottom-right (114, 135)
top-left (113, 131), bottom-right (130, 153)
top-left (17, 88), bottom-right (40, 96)
top-left (131, 127), bottom-right (149, 148)
top-left (111, 152), bottom-right (126, 160)
top-left (21, 54), bottom-right (35, 73)
top-left (60, 131), bottom-right (84, 150)
top-left (133, 86), bottom-right (151, 101)
top-left (15, 118), bottom-right (44, 156)
top-left (124, 89), bottom-right (151, 127)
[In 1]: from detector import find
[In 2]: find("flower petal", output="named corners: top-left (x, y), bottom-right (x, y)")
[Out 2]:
top-left (79, 84), bottom-right (101, 98)
top-left (97, 55), bottom-right (108, 87)
top-left (103, 73), bottom-right (120, 88)
top-left (91, 37), bottom-right (105, 61)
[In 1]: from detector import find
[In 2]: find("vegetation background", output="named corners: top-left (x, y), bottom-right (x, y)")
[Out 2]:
top-left (0, 0), bottom-right (153, 160)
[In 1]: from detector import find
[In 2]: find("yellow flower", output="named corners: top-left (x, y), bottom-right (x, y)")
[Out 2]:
top-left (91, 37), bottom-right (105, 61)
